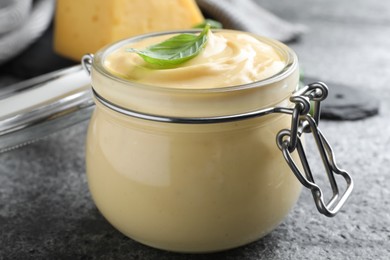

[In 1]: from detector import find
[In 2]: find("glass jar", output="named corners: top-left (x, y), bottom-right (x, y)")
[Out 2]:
top-left (84, 30), bottom-right (349, 253)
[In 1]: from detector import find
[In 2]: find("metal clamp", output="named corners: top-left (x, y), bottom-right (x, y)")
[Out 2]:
top-left (277, 82), bottom-right (353, 217)
top-left (82, 53), bottom-right (94, 75)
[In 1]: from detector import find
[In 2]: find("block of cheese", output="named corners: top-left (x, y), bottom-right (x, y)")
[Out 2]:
top-left (54, 0), bottom-right (204, 61)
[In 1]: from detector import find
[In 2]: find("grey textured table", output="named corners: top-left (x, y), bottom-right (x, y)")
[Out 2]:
top-left (1, 0), bottom-right (390, 259)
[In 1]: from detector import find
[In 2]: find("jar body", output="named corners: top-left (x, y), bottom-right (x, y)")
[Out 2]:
top-left (86, 103), bottom-right (301, 252)
top-left (86, 30), bottom-right (302, 252)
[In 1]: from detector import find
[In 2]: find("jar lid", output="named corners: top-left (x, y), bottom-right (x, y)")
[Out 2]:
top-left (0, 65), bottom-right (93, 152)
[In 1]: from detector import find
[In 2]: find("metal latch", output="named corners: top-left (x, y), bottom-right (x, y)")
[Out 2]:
top-left (277, 82), bottom-right (354, 217)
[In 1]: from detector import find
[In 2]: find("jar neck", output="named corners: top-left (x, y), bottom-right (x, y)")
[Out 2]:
top-left (91, 66), bottom-right (299, 118)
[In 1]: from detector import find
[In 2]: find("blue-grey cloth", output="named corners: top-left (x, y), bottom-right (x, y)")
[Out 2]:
top-left (196, 0), bottom-right (307, 42)
top-left (0, 0), bottom-right (55, 65)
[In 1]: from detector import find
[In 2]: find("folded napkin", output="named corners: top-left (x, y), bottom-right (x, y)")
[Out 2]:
top-left (0, 0), bottom-right (54, 65)
top-left (0, 0), bottom-right (32, 34)
top-left (196, 0), bottom-right (307, 42)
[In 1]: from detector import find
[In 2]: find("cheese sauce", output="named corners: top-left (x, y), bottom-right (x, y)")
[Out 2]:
top-left (104, 31), bottom-right (286, 88)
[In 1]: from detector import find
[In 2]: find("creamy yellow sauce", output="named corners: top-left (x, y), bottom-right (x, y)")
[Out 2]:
top-left (87, 30), bottom-right (301, 252)
top-left (104, 31), bottom-right (286, 88)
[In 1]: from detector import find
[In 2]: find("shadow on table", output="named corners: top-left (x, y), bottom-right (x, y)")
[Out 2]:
top-left (14, 206), bottom-right (284, 260)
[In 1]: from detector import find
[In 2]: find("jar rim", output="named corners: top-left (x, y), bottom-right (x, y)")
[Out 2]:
top-left (92, 29), bottom-right (298, 94)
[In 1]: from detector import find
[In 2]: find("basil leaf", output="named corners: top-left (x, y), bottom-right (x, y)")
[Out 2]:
top-left (127, 24), bottom-right (210, 68)
top-left (193, 19), bottom-right (222, 29)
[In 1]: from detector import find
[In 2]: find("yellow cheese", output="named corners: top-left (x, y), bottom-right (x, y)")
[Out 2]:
top-left (54, 0), bottom-right (204, 61)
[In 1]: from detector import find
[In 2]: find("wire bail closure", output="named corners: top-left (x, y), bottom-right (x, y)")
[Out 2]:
top-left (83, 53), bottom-right (353, 217)
top-left (276, 82), bottom-right (353, 217)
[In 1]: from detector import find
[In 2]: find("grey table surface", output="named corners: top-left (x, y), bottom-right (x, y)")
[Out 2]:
top-left (1, 0), bottom-right (390, 259)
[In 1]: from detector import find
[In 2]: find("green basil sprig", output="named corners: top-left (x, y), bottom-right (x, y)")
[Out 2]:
top-left (127, 24), bottom-right (210, 68)
top-left (193, 19), bottom-right (222, 29)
